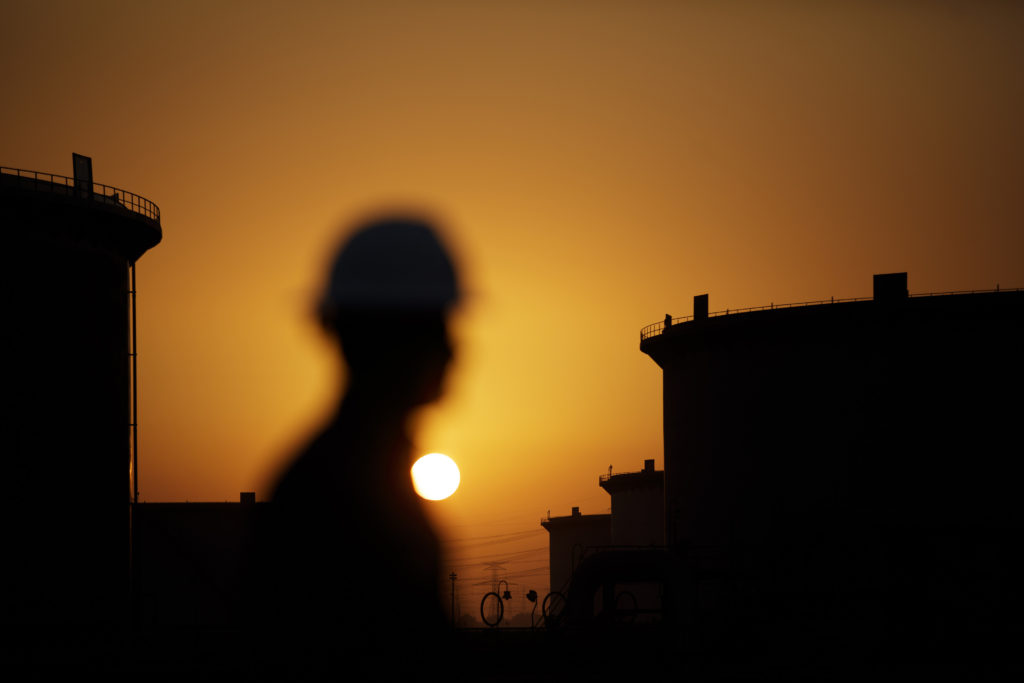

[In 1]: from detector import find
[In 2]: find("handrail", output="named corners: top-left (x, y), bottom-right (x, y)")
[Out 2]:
top-left (540, 512), bottom-right (610, 525)
top-left (598, 468), bottom-right (659, 484)
top-left (640, 288), bottom-right (1022, 342)
top-left (1, 166), bottom-right (160, 223)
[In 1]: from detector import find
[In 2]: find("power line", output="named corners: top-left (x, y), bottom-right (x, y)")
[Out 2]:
top-left (448, 545), bottom-right (547, 566)
top-left (442, 528), bottom-right (544, 547)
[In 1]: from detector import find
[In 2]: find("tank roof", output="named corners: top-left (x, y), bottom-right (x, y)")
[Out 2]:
top-left (1, 165), bottom-right (160, 224)
top-left (541, 510), bottom-right (610, 531)
top-left (641, 273), bottom-right (1022, 349)
top-left (599, 466), bottom-right (664, 494)
top-left (1, 164), bottom-right (162, 261)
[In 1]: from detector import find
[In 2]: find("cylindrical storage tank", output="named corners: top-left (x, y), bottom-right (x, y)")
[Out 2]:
top-left (0, 164), bottom-right (161, 626)
top-left (541, 508), bottom-right (611, 597)
top-left (599, 460), bottom-right (664, 546)
top-left (641, 282), bottom-right (1024, 676)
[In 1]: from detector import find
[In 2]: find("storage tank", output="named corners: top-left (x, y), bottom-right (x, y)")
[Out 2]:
top-left (598, 459), bottom-right (664, 546)
top-left (0, 156), bottom-right (161, 626)
top-left (640, 273), bottom-right (1024, 676)
top-left (541, 507), bottom-right (611, 597)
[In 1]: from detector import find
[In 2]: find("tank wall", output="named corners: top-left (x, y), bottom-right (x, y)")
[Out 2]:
top-left (609, 486), bottom-right (664, 546)
top-left (648, 294), bottom-right (1024, 670)
top-left (657, 296), bottom-right (1024, 552)
top-left (1, 186), bottom-right (159, 626)
top-left (544, 516), bottom-right (611, 595)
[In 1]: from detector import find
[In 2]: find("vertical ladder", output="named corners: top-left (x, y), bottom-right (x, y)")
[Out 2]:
top-left (129, 261), bottom-right (139, 504)
top-left (128, 261), bottom-right (139, 625)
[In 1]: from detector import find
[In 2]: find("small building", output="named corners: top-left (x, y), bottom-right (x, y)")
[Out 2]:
top-left (132, 493), bottom-right (267, 627)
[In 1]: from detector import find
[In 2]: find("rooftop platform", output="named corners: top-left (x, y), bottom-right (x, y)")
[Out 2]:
top-left (641, 274), bottom-right (1022, 349)
top-left (1, 164), bottom-right (162, 261)
top-left (599, 459), bottom-right (663, 493)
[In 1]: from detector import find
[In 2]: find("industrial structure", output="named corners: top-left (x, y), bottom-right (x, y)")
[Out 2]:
top-left (541, 459), bottom-right (667, 624)
top-left (5, 165), bottom-right (1021, 679)
top-left (132, 494), bottom-right (266, 627)
top-left (599, 458), bottom-right (664, 547)
top-left (540, 506), bottom-right (610, 601)
top-left (637, 273), bottom-right (1024, 676)
top-left (1, 156), bottom-right (162, 626)
top-left (540, 274), bottom-right (1023, 675)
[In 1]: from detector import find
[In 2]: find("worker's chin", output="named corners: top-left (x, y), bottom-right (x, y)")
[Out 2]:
top-left (413, 374), bottom-right (447, 406)
top-left (416, 385), bottom-right (444, 406)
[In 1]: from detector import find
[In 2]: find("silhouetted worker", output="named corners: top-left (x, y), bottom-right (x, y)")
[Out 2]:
top-left (255, 216), bottom-right (459, 680)
top-left (664, 313), bottom-right (672, 328)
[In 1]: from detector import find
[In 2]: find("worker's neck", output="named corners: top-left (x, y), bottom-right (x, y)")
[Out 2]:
top-left (342, 375), bottom-right (422, 421)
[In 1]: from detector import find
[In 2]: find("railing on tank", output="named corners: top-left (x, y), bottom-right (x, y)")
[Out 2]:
top-left (0, 166), bottom-right (161, 223)
top-left (639, 287), bottom-right (1022, 342)
top-left (599, 468), bottom-right (657, 484)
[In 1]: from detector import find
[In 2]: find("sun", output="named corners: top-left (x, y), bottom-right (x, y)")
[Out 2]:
top-left (410, 453), bottom-right (461, 501)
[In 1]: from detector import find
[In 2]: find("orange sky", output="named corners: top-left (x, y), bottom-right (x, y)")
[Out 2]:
top-left (4, 1), bottom-right (1023, 611)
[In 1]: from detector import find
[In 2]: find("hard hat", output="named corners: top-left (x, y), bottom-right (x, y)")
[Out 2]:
top-left (320, 217), bottom-right (460, 316)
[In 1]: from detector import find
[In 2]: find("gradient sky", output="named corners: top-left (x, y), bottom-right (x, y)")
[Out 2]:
top-left (4, 0), bottom-right (1023, 611)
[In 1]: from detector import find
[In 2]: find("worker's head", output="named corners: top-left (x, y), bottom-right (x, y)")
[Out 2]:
top-left (319, 216), bottom-right (460, 405)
